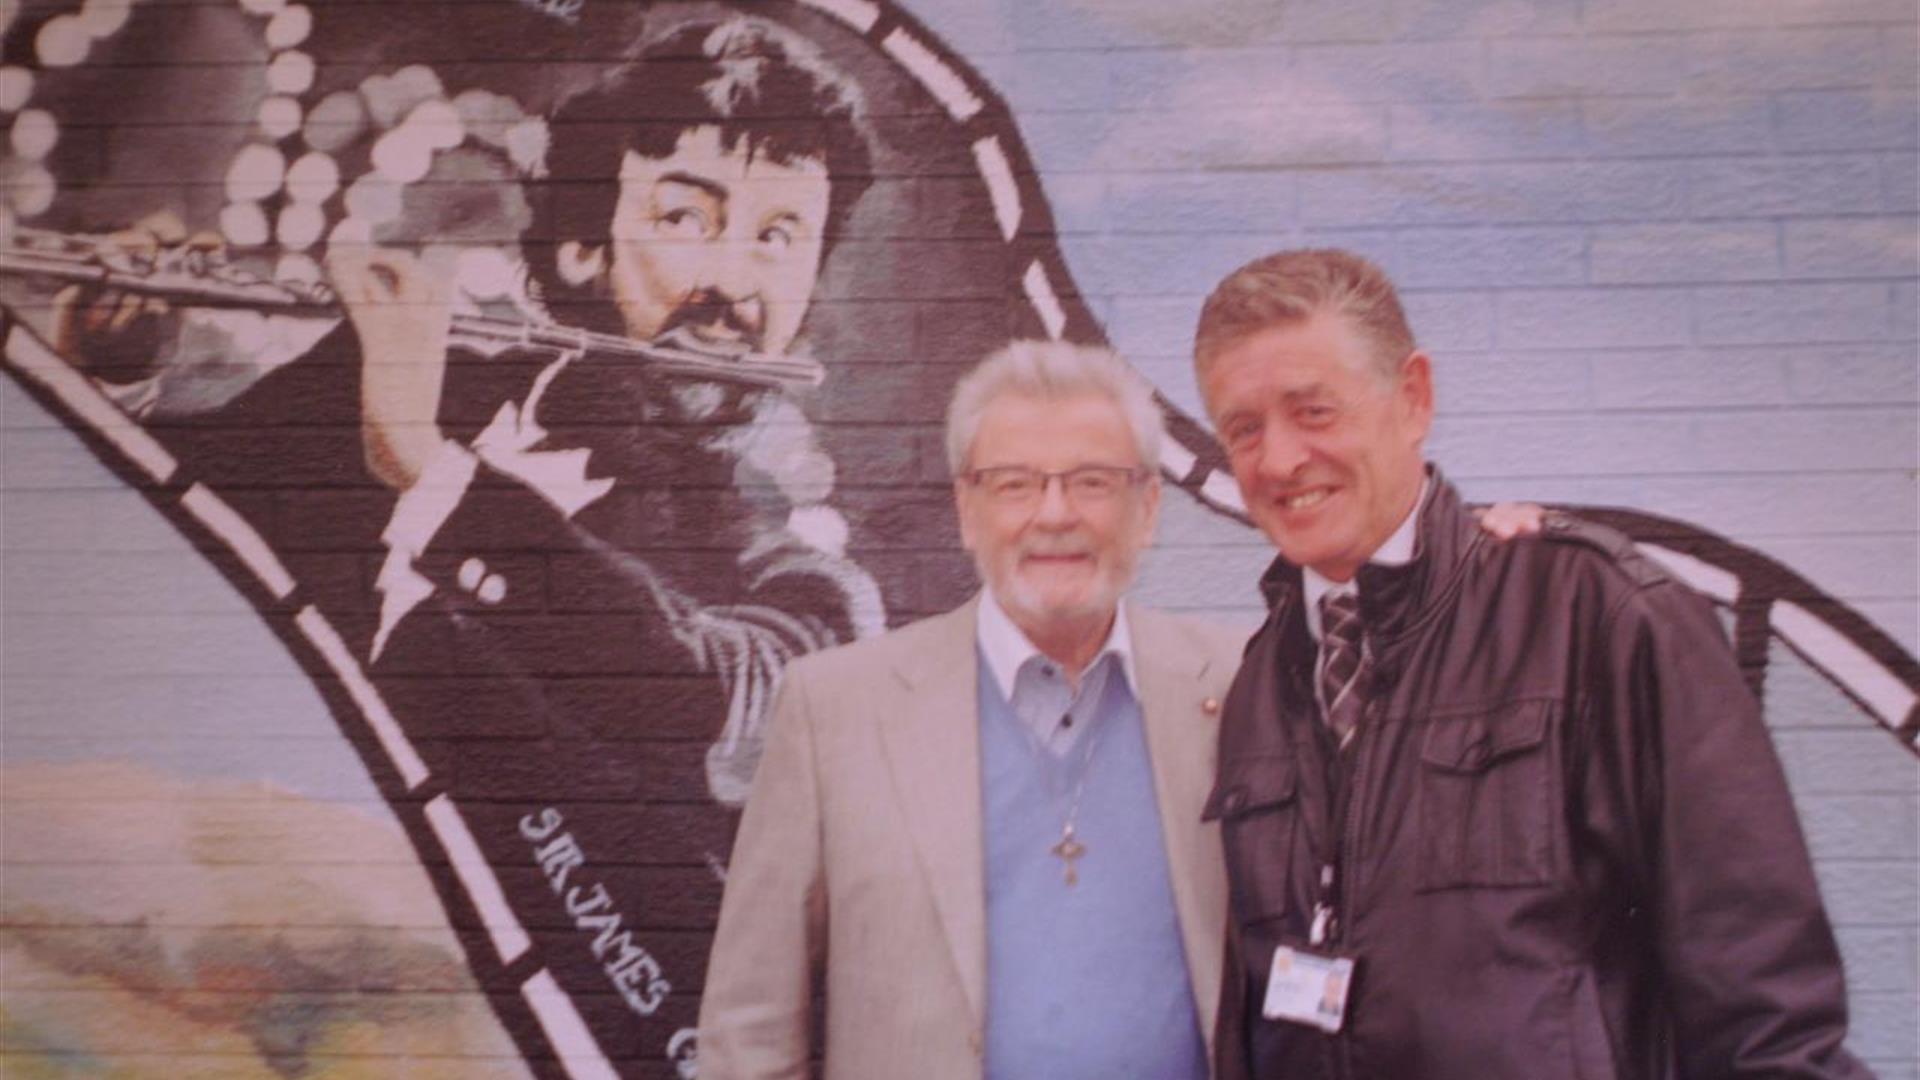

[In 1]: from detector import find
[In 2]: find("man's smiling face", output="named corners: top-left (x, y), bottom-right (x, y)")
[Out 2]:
top-left (1202, 311), bottom-right (1432, 582)
top-left (604, 125), bottom-right (831, 359)
top-left (955, 391), bottom-right (1160, 633)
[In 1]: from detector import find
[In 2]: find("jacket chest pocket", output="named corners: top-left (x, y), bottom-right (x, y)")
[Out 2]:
top-left (1203, 755), bottom-right (1303, 923)
top-left (1415, 700), bottom-right (1560, 892)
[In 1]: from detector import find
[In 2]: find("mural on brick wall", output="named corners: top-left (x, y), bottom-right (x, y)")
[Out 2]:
top-left (2, 0), bottom-right (1915, 1077)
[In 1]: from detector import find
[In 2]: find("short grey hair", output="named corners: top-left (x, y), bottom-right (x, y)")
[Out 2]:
top-left (944, 340), bottom-right (1166, 475)
top-left (1194, 248), bottom-right (1415, 383)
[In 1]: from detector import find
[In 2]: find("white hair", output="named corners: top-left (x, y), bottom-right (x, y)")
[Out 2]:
top-left (944, 340), bottom-right (1166, 475)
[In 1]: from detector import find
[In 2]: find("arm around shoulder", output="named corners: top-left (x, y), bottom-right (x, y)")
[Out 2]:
top-left (698, 660), bottom-right (827, 1079)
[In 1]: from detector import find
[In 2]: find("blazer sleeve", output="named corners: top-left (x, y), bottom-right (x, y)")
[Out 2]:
top-left (698, 660), bottom-right (828, 1079)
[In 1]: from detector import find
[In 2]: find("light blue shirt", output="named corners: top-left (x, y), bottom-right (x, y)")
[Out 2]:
top-left (976, 587), bottom-right (1136, 756)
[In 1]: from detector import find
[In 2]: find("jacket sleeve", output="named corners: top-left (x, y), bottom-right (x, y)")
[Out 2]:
top-left (1213, 918), bottom-right (1255, 1080)
top-left (1592, 581), bottom-right (1870, 1079)
top-left (697, 660), bottom-right (827, 1079)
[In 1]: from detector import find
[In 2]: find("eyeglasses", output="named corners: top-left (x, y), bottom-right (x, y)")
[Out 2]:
top-left (961, 465), bottom-right (1149, 508)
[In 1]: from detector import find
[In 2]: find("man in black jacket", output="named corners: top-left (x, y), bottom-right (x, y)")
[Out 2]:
top-left (1193, 248), bottom-right (1868, 1079)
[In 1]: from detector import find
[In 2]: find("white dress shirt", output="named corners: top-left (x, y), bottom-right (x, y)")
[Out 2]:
top-left (1301, 479), bottom-right (1429, 718)
top-left (1301, 477), bottom-right (1431, 643)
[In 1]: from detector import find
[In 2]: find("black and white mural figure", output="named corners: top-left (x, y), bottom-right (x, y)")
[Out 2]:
top-left (2, 0), bottom-right (1915, 1077)
top-left (49, 14), bottom-right (886, 802)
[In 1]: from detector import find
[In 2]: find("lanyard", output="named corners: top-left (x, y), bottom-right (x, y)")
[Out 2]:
top-left (1310, 863), bottom-right (1338, 946)
top-left (1310, 703), bottom-right (1362, 948)
top-left (1285, 586), bottom-right (1362, 950)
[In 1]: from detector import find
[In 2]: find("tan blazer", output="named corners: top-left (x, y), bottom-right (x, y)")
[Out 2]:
top-left (698, 595), bottom-right (1246, 1080)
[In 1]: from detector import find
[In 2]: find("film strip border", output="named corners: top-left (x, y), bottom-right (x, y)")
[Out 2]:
top-left (1579, 506), bottom-right (1920, 755)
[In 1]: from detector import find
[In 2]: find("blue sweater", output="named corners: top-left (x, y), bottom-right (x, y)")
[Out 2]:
top-left (978, 654), bottom-right (1207, 1080)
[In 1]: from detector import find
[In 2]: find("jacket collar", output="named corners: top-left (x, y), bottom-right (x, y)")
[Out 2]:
top-left (1256, 465), bottom-right (1482, 645)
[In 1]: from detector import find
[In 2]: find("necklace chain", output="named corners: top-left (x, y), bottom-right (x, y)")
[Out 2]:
top-left (1013, 659), bottom-right (1111, 886)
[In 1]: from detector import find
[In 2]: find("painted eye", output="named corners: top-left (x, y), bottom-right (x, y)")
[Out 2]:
top-left (760, 223), bottom-right (795, 249)
top-left (657, 207), bottom-right (710, 239)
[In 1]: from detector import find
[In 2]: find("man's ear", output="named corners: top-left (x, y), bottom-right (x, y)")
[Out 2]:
top-left (954, 480), bottom-right (978, 554)
top-left (1398, 350), bottom-right (1436, 442)
top-left (1138, 473), bottom-right (1163, 540)
top-left (556, 241), bottom-right (606, 286)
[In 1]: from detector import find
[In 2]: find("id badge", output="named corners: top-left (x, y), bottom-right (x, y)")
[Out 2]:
top-left (1262, 945), bottom-right (1356, 1033)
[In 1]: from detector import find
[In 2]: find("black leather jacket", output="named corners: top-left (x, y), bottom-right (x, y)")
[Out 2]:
top-left (1208, 472), bottom-right (1869, 1080)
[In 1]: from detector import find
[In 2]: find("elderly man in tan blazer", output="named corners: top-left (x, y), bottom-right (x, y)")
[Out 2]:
top-left (698, 340), bottom-right (1246, 1079)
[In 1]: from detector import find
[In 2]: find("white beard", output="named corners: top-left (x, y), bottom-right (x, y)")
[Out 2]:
top-left (978, 544), bottom-right (1138, 628)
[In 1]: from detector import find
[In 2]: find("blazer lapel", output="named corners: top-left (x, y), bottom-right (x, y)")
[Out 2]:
top-left (879, 597), bottom-right (988, 1029)
top-left (1129, 602), bottom-right (1230, 1058)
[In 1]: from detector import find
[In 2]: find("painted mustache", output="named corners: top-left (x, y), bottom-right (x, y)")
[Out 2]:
top-left (663, 287), bottom-right (764, 351)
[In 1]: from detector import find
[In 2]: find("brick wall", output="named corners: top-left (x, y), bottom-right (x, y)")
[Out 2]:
top-left (3, 0), bottom-right (1915, 1076)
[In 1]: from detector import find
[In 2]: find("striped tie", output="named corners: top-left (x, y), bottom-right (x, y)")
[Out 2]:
top-left (1318, 591), bottom-right (1368, 748)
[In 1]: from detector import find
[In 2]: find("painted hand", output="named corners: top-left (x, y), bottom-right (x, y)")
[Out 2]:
top-left (329, 244), bottom-right (455, 491)
top-left (49, 211), bottom-right (223, 383)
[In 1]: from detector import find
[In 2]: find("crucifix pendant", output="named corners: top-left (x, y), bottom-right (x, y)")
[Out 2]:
top-left (1051, 824), bottom-right (1087, 886)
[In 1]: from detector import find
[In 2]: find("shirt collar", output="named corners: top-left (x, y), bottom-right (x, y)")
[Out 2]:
top-left (976, 587), bottom-right (1137, 701)
top-left (1303, 475), bottom-right (1429, 641)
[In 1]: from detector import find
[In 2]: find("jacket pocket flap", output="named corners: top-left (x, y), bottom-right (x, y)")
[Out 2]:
top-left (1420, 701), bottom-right (1551, 774)
top-left (1202, 755), bottom-right (1298, 821)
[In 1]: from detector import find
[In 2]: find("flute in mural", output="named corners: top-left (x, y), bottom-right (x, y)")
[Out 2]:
top-left (0, 228), bottom-right (828, 391)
